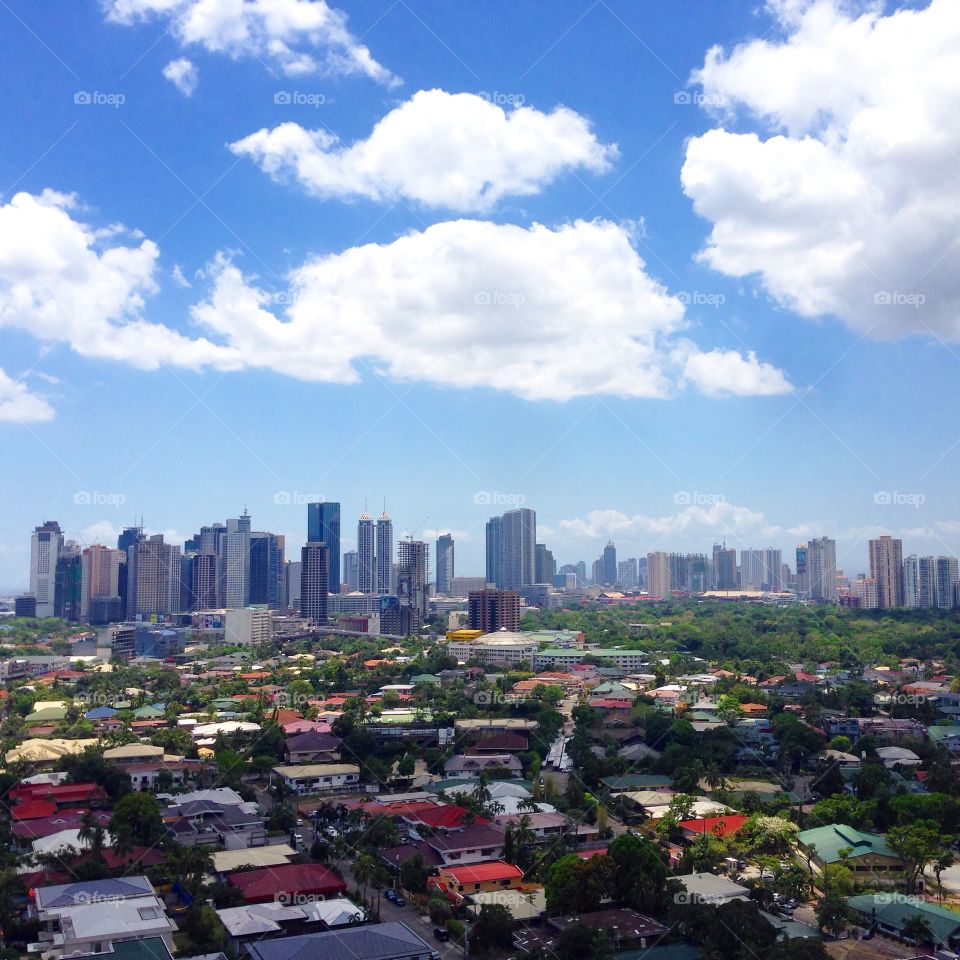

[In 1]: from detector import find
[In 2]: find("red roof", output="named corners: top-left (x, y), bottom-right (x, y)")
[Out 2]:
top-left (678, 814), bottom-right (749, 838)
top-left (10, 782), bottom-right (107, 806)
top-left (439, 861), bottom-right (523, 883)
top-left (407, 805), bottom-right (486, 830)
top-left (574, 846), bottom-right (608, 860)
top-left (12, 800), bottom-right (57, 820)
top-left (13, 809), bottom-right (111, 840)
top-left (227, 863), bottom-right (346, 904)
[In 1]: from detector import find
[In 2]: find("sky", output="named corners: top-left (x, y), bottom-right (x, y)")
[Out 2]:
top-left (1, 0), bottom-right (958, 590)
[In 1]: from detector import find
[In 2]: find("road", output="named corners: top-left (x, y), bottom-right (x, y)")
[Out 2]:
top-left (337, 860), bottom-right (464, 960)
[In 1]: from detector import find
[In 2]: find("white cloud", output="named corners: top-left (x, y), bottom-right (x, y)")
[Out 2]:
top-left (230, 89), bottom-right (618, 211)
top-left (0, 369), bottom-right (54, 422)
top-left (682, 0), bottom-right (960, 340)
top-left (0, 189), bottom-right (240, 372)
top-left (171, 263), bottom-right (192, 288)
top-left (1, 191), bottom-right (790, 402)
top-left (104, 0), bottom-right (398, 86)
top-left (558, 502), bottom-right (769, 542)
top-left (162, 57), bottom-right (199, 96)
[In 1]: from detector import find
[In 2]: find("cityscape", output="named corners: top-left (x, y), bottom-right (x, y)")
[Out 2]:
top-left (1, 2), bottom-right (960, 960)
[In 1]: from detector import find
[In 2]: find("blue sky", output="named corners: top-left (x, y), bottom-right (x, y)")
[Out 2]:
top-left (0, 0), bottom-right (958, 589)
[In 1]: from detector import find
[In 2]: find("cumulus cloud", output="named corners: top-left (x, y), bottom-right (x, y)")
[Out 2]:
top-left (0, 369), bottom-right (54, 422)
top-left (162, 57), bottom-right (199, 96)
top-left (230, 89), bottom-right (618, 211)
top-left (0, 189), bottom-right (240, 372)
top-left (1, 191), bottom-right (790, 402)
top-left (104, 0), bottom-right (398, 86)
top-left (558, 502), bottom-right (770, 542)
top-left (681, 0), bottom-right (960, 339)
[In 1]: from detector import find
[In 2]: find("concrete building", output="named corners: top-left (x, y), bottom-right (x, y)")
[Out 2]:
top-left (501, 508), bottom-right (536, 590)
top-left (307, 502), bottom-right (340, 594)
top-left (468, 588), bottom-right (521, 632)
top-left (80, 545), bottom-right (123, 620)
top-left (342, 549), bottom-right (359, 593)
top-left (869, 535), bottom-right (903, 608)
top-left (376, 510), bottom-right (393, 595)
top-left (903, 555), bottom-right (919, 607)
top-left (485, 515), bottom-right (503, 588)
top-left (30, 521), bottom-right (63, 618)
top-left (436, 533), bottom-right (455, 595)
top-left (358, 513), bottom-right (375, 593)
top-left (223, 512), bottom-right (251, 609)
top-left (602, 541), bottom-right (617, 586)
top-left (397, 539), bottom-right (428, 633)
top-left (300, 543), bottom-right (329, 626)
top-left (225, 606), bottom-right (273, 646)
top-left (647, 551), bottom-right (671, 598)
top-left (807, 537), bottom-right (837, 602)
top-left (126, 535), bottom-right (181, 619)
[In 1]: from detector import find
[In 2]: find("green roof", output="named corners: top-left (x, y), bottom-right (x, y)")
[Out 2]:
top-left (797, 824), bottom-right (897, 864)
top-left (927, 725), bottom-right (960, 743)
top-left (26, 706), bottom-right (67, 723)
top-left (410, 674), bottom-right (441, 683)
top-left (94, 938), bottom-right (173, 960)
top-left (601, 774), bottom-right (672, 790)
top-left (849, 894), bottom-right (960, 947)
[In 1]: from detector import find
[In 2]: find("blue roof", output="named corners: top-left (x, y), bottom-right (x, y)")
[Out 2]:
top-left (85, 706), bottom-right (118, 719)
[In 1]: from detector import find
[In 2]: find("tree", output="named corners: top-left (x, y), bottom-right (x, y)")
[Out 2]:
top-left (396, 754), bottom-right (415, 777)
top-left (606, 834), bottom-right (675, 915)
top-left (109, 791), bottom-right (164, 848)
top-left (887, 820), bottom-right (943, 891)
top-left (934, 850), bottom-right (955, 904)
top-left (78, 811), bottom-right (108, 864)
top-left (545, 854), bottom-right (611, 915)
top-left (400, 853), bottom-right (428, 894)
top-left (470, 904), bottom-right (514, 954)
top-left (354, 852), bottom-right (376, 906)
top-left (901, 914), bottom-right (934, 947)
top-left (815, 895), bottom-right (849, 939)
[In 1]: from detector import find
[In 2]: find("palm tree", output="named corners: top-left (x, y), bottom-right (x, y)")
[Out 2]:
top-left (934, 851), bottom-right (955, 904)
top-left (472, 773), bottom-right (492, 806)
top-left (79, 812), bottom-right (107, 864)
top-left (354, 853), bottom-right (376, 907)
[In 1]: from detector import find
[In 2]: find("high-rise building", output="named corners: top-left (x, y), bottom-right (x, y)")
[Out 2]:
top-left (807, 537), bottom-right (837, 602)
top-left (54, 542), bottom-right (82, 621)
top-left (485, 516), bottom-right (503, 589)
top-left (618, 558), bottom-right (639, 589)
top-left (285, 560), bottom-right (302, 610)
top-left (686, 554), bottom-right (711, 593)
top-left (501, 508), bottom-right (536, 590)
top-left (189, 552), bottom-right (218, 610)
top-left (398, 538), bottom-right (429, 633)
top-left (436, 533), bottom-right (455, 595)
top-left (647, 551), bottom-right (671, 598)
top-left (795, 544), bottom-right (809, 596)
top-left (850, 575), bottom-right (879, 609)
top-left (343, 550), bottom-right (360, 593)
top-left (918, 556), bottom-right (938, 607)
top-left (712, 544), bottom-right (738, 590)
top-left (591, 557), bottom-right (604, 586)
top-left (126, 534), bottom-right (181, 619)
top-left (602, 541), bottom-right (617, 586)
top-left (903, 555), bottom-right (919, 607)
top-left (223, 512), bottom-right (251, 609)
top-left (300, 542), bottom-right (329, 626)
top-left (307, 502), bottom-right (341, 594)
top-left (376, 510), bottom-right (393, 595)
top-left (936, 556), bottom-right (959, 609)
top-left (535, 544), bottom-right (555, 584)
top-left (468, 588), bottom-right (521, 632)
top-left (249, 532), bottom-right (284, 608)
top-left (869, 536), bottom-right (904, 608)
top-left (80, 545), bottom-right (123, 621)
top-left (30, 520), bottom-right (63, 618)
top-left (575, 561), bottom-right (587, 586)
top-left (358, 513), bottom-right (375, 593)
top-left (740, 548), bottom-right (783, 591)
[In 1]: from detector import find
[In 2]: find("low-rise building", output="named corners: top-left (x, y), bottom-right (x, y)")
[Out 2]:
top-left (245, 922), bottom-right (434, 960)
top-left (796, 824), bottom-right (906, 884)
top-left (430, 860), bottom-right (524, 903)
top-left (272, 764), bottom-right (361, 795)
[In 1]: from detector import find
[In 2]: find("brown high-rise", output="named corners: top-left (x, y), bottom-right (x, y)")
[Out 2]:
top-left (468, 588), bottom-right (521, 632)
top-left (869, 535), bottom-right (904, 608)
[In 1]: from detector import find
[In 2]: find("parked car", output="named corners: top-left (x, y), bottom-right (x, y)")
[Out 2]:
top-left (395, 896), bottom-right (406, 907)
top-left (385, 890), bottom-right (397, 902)
top-left (296, 818), bottom-right (304, 826)
top-left (293, 833), bottom-right (304, 843)
top-left (434, 928), bottom-right (450, 942)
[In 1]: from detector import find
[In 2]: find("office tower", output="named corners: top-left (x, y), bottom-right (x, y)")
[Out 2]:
top-left (117, 525), bottom-right (142, 555)
top-left (126, 534), bottom-right (181, 619)
top-left (781, 562), bottom-right (792, 589)
top-left (918, 556), bottom-right (937, 607)
top-left (535, 543), bottom-right (556, 584)
top-left (300, 542), bottom-right (329, 626)
top-left (485, 516), bottom-right (503, 588)
top-left (54, 542), bottom-right (82, 621)
top-left (501, 508), bottom-right (536, 590)
top-left (602, 541), bottom-right (617, 586)
top-left (357, 513), bottom-right (375, 593)
top-left (30, 520), bottom-right (63, 618)
top-left (190, 552), bottom-right (218, 610)
top-left (468, 588), bottom-right (521, 632)
top-left (343, 550), bottom-right (360, 592)
top-left (436, 533), bottom-right (455, 595)
top-left (740, 549), bottom-right (765, 590)
top-left (191, 523), bottom-right (226, 604)
top-left (668, 553), bottom-right (690, 592)
top-left (618, 558), bottom-right (639, 589)
top-left (850, 576), bottom-right (879, 609)
top-left (398, 538), bottom-right (429, 633)
top-left (15, 595), bottom-right (37, 617)
top-left (249, 531), bottom-right (284, 608)
top-left (376, 510), bottom-right (393, 595)
top-left (712, 544), bottom-right (738, 590)
top-left (80, 545), bottom-right (122, 620)
top-left (903, 556), bottom-right (919, 607)
top-left (647, 551), bottom-right (671, 598)
top-left (286, 560), bottom-right (302, 610)
top-left (795, 544), bottom-right (809, 596)
top-left (936, 556), bottom-right (959, 609)
top-left (575, 561), bottom-right (587, 586)
top-left (868, 536), bottom-right (904, 608)
top-left (686, 554), bottom-right (710, 593)
top-left (307, 502), bottom-right (341, 594)
top-left (591, 557), bottom-right (604, 586)
top-left (224, 512), bottom-right (251, 608)
top-left (807, 537), bottom-right (837, 602)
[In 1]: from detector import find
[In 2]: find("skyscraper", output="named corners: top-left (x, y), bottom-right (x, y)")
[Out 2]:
top-left (54, 542), bottom-right (82, 621)
top-left (618, 558), bottom-right (639, 589)
top-left (307, 502), bottom-right (341, 594)
top-left (126, 534), bottom-right (181, 619)
top-left (712, 544), bottom-right (738, 590)
top-left (602, 541), bottom-right (617, 586)
top-left (189, 553), bottom-right (218, 610)
top-left (468, 588), bottom-right (521, 632)
top-left (485, 516), bottom-right (503, 588)
top-left (436, 533), bottom-right (455, 595)
top-left (795, 544), bottom-right (809, 597)
top-left (647, 551), bottom-right (671, 598)
top-left (535, 543), bottom-right (555, 584)
top-left (80, 545), bottom-right (123, 620)
top-left (224, 511), bottom-right (251, 608)
top-left (398, 538), bottom-right (429, 633)
top-left (300, 542), bottom-right (329, 626)
top-left (903, 555), bottom-right (919, 607)
top-left (358, 513), bottom-right (375, 593)
top-left (249, 531), bottom-right (284, 608)
top-left (343, 550), bottom-right (360, 592)
top-left (30, 520), bottom-right (63, 618)
top-left (376, 510), bottom-right (393, 595)
top-left (918, 556), bottom-right (938, 607)
top-left (807, 537), bottom-right (837, 602)
top-left (869, 536), bottom-right (903, 608)
top-left (936, 556), bottom-right (959, 609)
top-left (501, 508), bottom-right (536, 590)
